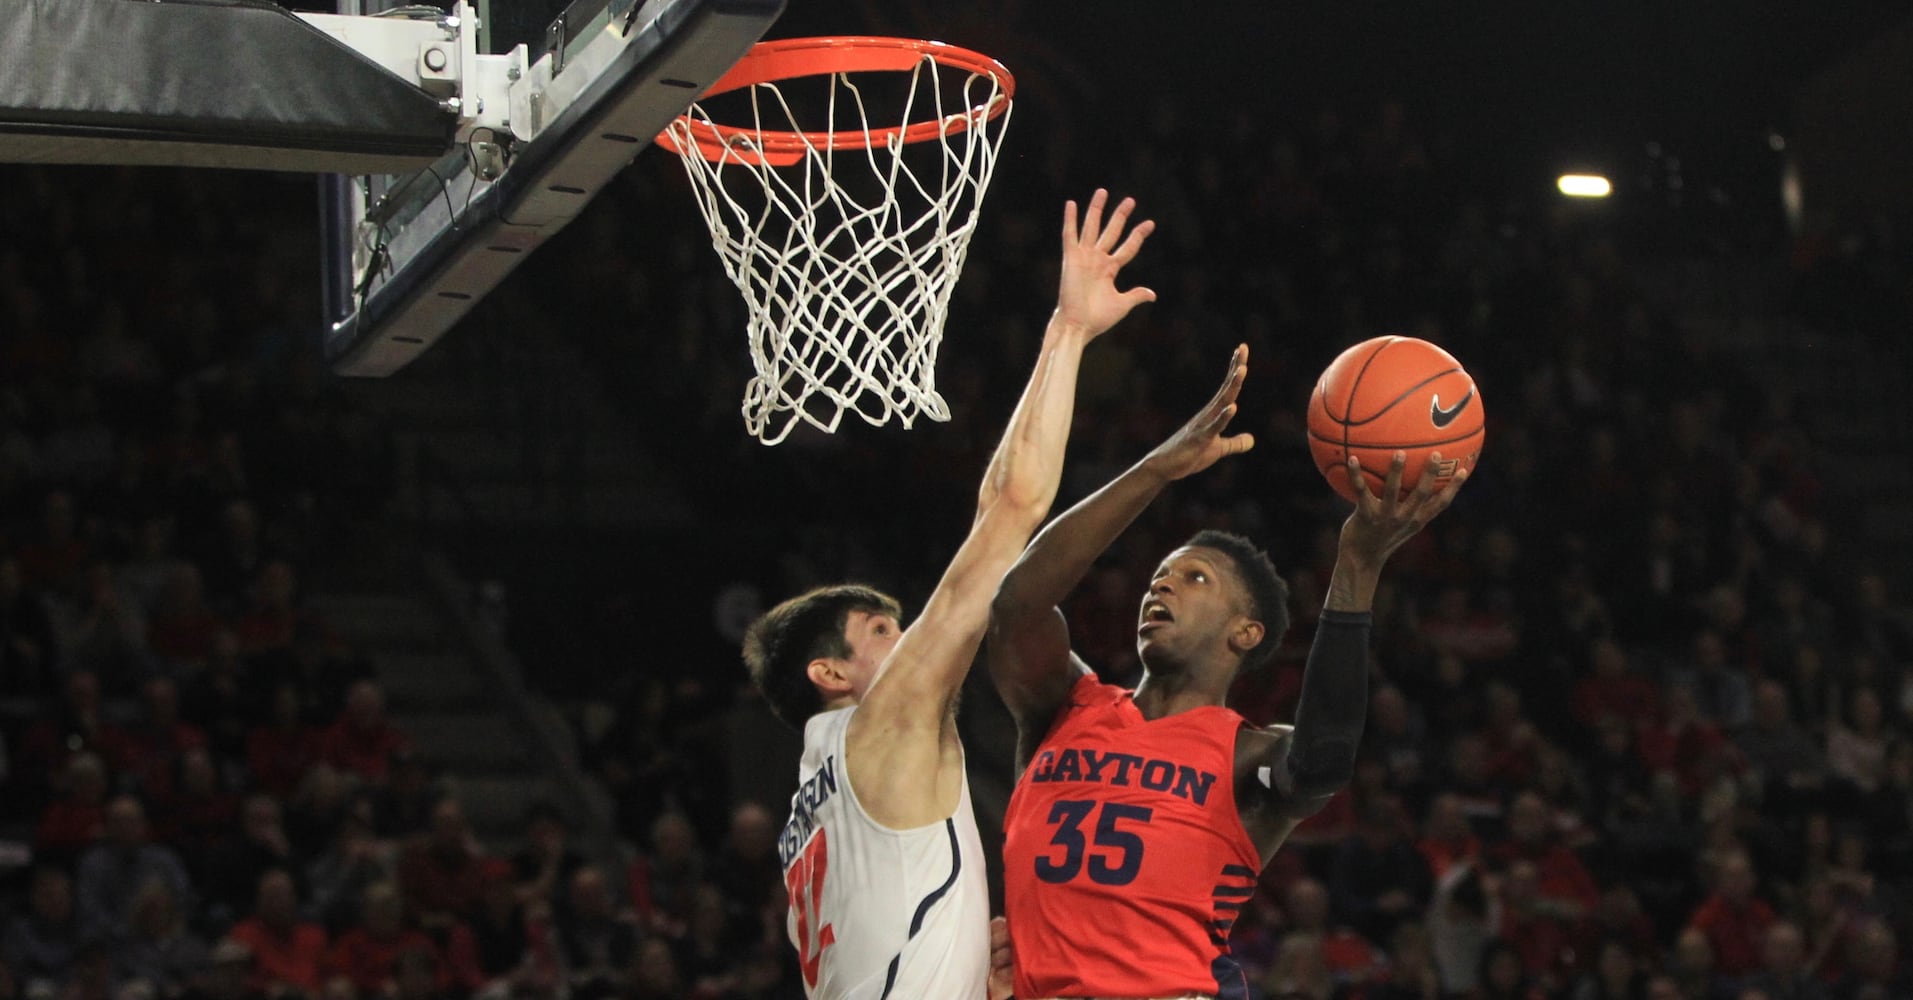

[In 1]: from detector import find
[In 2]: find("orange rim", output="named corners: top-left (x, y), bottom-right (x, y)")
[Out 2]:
top-left (657, 37), bottom-right (1015, 167)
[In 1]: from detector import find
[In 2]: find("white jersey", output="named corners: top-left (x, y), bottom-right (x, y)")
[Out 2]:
top-left (779, 706), bottom-right (991, 1000)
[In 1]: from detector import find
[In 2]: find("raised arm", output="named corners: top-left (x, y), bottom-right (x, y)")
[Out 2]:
top-left (848, 193), bottom-right (1155, 822)
top-left (989, 347), bottom-right (1255, 769)
top-left (1246, 452), bottom-right (1467, 842)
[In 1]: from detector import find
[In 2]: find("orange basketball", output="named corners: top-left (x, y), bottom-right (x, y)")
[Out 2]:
top-left (1307, 336), bottom-right (1484, 503)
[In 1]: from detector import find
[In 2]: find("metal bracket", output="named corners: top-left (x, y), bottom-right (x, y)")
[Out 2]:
top-left (545, 13), bottom-right (566, 77)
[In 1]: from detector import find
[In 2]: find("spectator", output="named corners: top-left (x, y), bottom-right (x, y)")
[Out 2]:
top-left (1367, 684), bottom-right (1434, 796)
top-left (307, 813), bottom-right (388, 933)
top-left (1825, 688), bottom-right (1887, 795)
top-left (321, 681), bottom-right (409, 785)
top-left (390, 947), bottom-right (442, 1000)
top-left (1283, 877), bottom-right (1380, 990)
top-left (115, 878), bottom-right (210, 1000)
top-left (1495, 859), bottom-right (1580, 991)
top-left (205, 795), bottom-right (300, 921)
top-left (1489, 791), bottom-right (1600, 919)
top-left (397, 797), bottom-right (486, 931)
top-left (156, 747), bottom-right (240, 872)
top-left (553, 868), bottom-right (636, 1000)
top-left (1368, 922), bottom-right (1441, 1000)
top-left (1416, 792), bottom-right (1481, 881)
top-left (624, 938), bottom-right (682, 1000)
top-left (19, 490), bottom-right (88, 599)
top-left (326, 882), bottom-right (437, 998)
top-left (1, 867), bottom-right (83, 995)
top-left (465, 860), bottom-right (530, 984)
top-left (33, 751), bottom-right (109, 866)
top-left (1687, 850), bottom-right (1777, 980)
top-left (225, 870), bottom-right (329, 999)
top-left (110, 677), bottom-right (208, 805)
top-left (146, 565), bottom-right (222, 668)
top-left (1638, 684), bottom-right (1738, 797)
top-left (627, 811), bottom-right (703, 937)
top-left (54, 560), bottom-right (151, 688)
top-left (371, 751), bottom-right (439, 839)
top-left (199, 500), bottom-right (269, 613)
top-left (1744, 921), bottom-right (1829, 1000)
top-left (1571, 939), bottom-right (1647, 1000)
top-left (1571, 639), bottom-right (1660, 734)
top-left (1428, 863), bottom-right (1495, 997)
top-left (75, 795), bottom-right (194, 942)
top-left (245, 683), bottom-right (324, 799)
top-left (180, 629), bottom-right (254, 767)
top-left (1832, 922), bottom-right (1904, 1000)
top-left (1674, 629), bottom-right (1754, 731)
top-left (18, 671), bottom-right (122, 805)
top-left (1737, 680), bottom-right (1828, 800)
top-left (0, 555), bottom-right (59, 699)
top-left (710, 801), bottom-right (781, 916)
top-left (1477, 939), bottom-right (1547, 1000)
top-left (178, 940), bottom-right (263, 1000)
top-left (232, 561), bottom-right (313, 658)
top-left (1261, 932), bottom-right (1333, 1000)
top-left (509, 802), bottom-right (584, 914)
top-left (1329, 796), bottom-right (1433, 943)
top-left (1587, 886), bottom-right (1658, 960)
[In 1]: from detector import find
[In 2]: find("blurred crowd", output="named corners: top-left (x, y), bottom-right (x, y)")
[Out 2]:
top-left (1, 56), bottom-right (1910, 1000)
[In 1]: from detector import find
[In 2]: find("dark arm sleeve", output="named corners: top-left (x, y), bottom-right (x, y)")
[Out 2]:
top-left (1276, 608), bottom-right (1371, 817)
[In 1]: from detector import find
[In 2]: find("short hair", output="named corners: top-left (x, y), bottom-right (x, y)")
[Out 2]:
top-left (743, 584), bottom-right (902, 730)
top-left (1184, 529), bottom-right (1290, 671)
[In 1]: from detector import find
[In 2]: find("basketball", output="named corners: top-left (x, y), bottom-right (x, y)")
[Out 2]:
top-left (1307, 336), bottom-right (1485, 503)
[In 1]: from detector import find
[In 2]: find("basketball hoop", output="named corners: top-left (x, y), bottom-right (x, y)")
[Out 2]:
top-left (658, 37), bottom-right (1014, 444)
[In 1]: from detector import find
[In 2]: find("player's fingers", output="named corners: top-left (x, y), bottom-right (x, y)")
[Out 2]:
top-left (1411, 453), bottom-right (1443, 501)
top-left (1120, 287), bottom-right (1158, 310)
top-left (1427, 467), bottom-right (1469, 517)
top-left (1223, 432), bottom-right (1256, 455)
top-left (1081, 189), bottom-right (1108, 246)
top-left (1207, 366), bottom-right (1246, 421)
top-left (1098, 196), bottom-right (1136, 251)
top-left (1111, 218), bottom-right (1155, 264)
top-left (1214, 344), bottom-right (1248, 394)
top-left (1061, 199), bottom-right (1078, 247)
top-left (1380, 450), bottom-right (1408, 513)
top-left (1345, 455), bottom-right (1379, 509)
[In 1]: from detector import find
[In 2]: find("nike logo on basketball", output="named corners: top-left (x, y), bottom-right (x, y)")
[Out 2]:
top-left (1430, 389), bottom-right (1474, 428)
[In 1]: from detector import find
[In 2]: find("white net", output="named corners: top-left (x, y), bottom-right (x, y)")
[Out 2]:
top-left (662, 51), bottom-right (1011, 444)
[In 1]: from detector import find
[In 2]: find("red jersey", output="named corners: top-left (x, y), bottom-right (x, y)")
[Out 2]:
top-left (1003, 676), bottom-right (1260, 999)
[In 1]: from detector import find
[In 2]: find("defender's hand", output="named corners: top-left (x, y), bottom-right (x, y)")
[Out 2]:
top-left (1055, 188), bottom-right (1157, 337)
top-left (987, 916), bottom-right (1014, 1000)
top-left (1142, 344), bottom-right (1256, 481)
top-left (1338, 450), bottom-right (1467, 570)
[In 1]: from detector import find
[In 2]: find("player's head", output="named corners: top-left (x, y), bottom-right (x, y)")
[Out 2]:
top-left (743, 584), bottom-right (904, 729)
top-left (1137, 529), bottom-right (1289, 678)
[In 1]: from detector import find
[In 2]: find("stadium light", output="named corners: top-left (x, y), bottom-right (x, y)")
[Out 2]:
top-left (1557, 173), bottom-right (1613, 198)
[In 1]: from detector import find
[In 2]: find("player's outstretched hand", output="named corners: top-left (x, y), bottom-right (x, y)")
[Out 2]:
top-left (987, 916), bottom-right (1014, 1000)
top-left (1338, 450), bottom-right (1466, 570)
top-left (1141, 344), bottom-right (1256, 482)
top-left (1055, 188), bottom-right (1157, 337)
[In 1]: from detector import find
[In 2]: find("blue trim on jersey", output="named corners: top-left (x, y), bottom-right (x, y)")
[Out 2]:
top-left (877, 819), bottom-right (962, 1000)
top-left (1211, 953), bottom-right (1249, 1000)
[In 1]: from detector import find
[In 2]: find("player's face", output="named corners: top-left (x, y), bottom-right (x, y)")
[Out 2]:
top-left (842, 609), bottom-right (904, 700)
top-left (1136, 546), bottom-right (1247, 671)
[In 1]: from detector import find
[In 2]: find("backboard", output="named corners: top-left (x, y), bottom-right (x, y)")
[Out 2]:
top-left (320, 0), bottom-right (783, 376)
